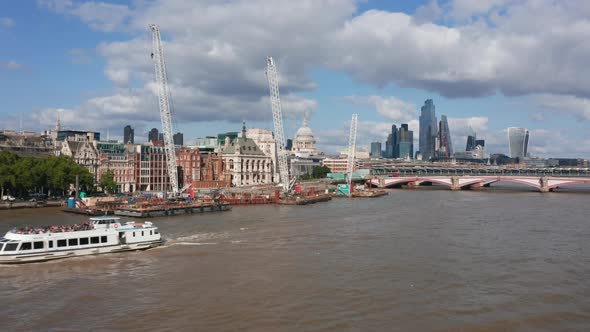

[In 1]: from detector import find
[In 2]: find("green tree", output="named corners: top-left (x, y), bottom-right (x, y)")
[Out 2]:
top-left (0, 151), bottom-right (95, 197)
top-left (100, 169), bottom-right (117, 194)
top-left (311, 165), bottom-right (331, 179)
top-left (0, 150), bottom-right (18, 197)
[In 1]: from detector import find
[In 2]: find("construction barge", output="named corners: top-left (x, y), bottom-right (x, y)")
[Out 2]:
top-left (351, 190), bottom-right (388, 198)
top-left (278, 194), bottom-right (332, 205)
top-left (115, 202), bottom-right (231, 218)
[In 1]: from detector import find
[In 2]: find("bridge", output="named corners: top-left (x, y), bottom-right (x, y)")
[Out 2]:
top-left (367, 175), bottom-right (590, 192)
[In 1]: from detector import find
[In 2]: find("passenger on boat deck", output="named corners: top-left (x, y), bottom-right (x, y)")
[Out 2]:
top-left (14, 222), bottom-right (94, 234)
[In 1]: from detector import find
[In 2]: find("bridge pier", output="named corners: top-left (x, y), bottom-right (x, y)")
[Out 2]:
top-left (451, 176), bottom-right (460, 191)
top-left (540, 177), bottom-right (550, 193)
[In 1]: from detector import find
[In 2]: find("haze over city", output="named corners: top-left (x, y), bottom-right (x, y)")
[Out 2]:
top-left (1, 0), bottom-right (589, 158)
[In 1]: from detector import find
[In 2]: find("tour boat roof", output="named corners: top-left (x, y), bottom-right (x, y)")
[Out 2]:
top-left (89, 216), bottom-right (121, 221)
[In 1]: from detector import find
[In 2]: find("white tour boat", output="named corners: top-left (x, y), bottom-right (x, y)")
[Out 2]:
top-left (0, 216), bottom-right (162, 264)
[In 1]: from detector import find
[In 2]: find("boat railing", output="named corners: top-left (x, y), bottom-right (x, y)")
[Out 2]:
top-left (11, 222), bottom-right (95, 235)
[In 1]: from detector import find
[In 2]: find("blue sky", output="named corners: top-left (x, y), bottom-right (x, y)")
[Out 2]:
top-left (1, 0), bottom-right (589, 158)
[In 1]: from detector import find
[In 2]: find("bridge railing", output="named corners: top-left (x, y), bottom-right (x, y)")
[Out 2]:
top-left (368, 167), bottom-right (590, 178)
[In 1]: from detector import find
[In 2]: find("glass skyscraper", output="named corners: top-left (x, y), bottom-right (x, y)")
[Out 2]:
top-left (123, 125), bottom-right (134, 144)
top-left (398, 123), bottom-right (413, 159)
top-left (437, 115), bottom-right (453, 158)
top-left (370, 142), bottom-right (382, 157)
top-left (507, 127), bottom-right (530, 159)
top-left (419, 99), bottom-right (437, 160)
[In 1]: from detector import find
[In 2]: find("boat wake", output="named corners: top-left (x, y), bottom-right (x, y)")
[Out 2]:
top-left (151, 241), bottom-right (218, 250)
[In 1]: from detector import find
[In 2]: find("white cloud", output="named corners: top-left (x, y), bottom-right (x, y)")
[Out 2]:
top-left (39, 0), bottom-right (131, 32)
top-left (345, 96), bottom-right (417, 123)
top-left (535, 94), bottom-right (590, 121)
top-left (448, 0), bottom-right (517, 20)
top-left (414, 0), bottom-right (443, 24)
top-left (0, 17), bottom-right (15, 28)
top-left (33, 0), bottom-right (590, 155)
top-left (0, 60), bottom-right (23, 71)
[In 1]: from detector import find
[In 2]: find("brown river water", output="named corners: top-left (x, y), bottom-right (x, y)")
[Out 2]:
top-left (0, 187), bottom-right (589, 331)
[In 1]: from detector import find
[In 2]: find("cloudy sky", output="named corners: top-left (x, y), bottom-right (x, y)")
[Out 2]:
top-left (1, 0), bottom-right (589, 158)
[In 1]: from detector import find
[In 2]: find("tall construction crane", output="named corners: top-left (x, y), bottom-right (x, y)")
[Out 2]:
top-left (149, 24), bottom-right (179, 194)
top-left (346, 114), bottom-right (358, 195)
top-left (266, 56), bottom-right (290, 193)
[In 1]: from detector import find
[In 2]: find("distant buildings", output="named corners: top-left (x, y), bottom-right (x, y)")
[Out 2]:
top-left (148, 128), bottom-right (159, 143)
top-left (285, 138), bottom-right (293, 151)
top-left (370, 142), bottom-right (382, 157)
top-left (173, 132), bottom-right (183, 146)
top-left (247, 128), bottom-right (278, 179)
top-left (123, 125), bottom-right (134, 144)
top-left (507, 127), bottom-right (530, 159)
top-left (292, 117), bottom-right (318, 157)
top-left (419, 99), bottom-right (437, 160)
top-left (56, 130), bottom-right (100, 142)
top-left (382, 123), bottom-right (413, 159)
top-left (219, 124), bottom-right (274, 186)
top-left (289, 117), bottom-right (324, 178)
top-left (437, 115), bottom-right (453, 158)
top-left (398, 123), bottom-right (414, 159)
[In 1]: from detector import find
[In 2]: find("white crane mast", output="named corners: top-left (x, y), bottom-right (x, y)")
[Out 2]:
top-left (346, 114), bottom-right (358, 193)
top-left (149, 24), bottom-right (179, 194)
top-left (266, 56), bottom-right (290, 193)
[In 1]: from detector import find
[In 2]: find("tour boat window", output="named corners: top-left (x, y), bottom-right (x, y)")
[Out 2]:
top-left (68, 239), bottom-right (78, 246)
top-left (20, 242), bottom-right (32, 250)
top-left (155, 230), bottom-right (159, 234)
top-left (142, 231), bottom-right (144, 236)
top-left (48, 241), bottom-right (53, 248)
top-left (100, 236), bottom-right (107, 243)
top-left (80, 238), bottom-right (89, 245)
top-left (98, 221), bottom-right (105, 224)
top-left (133, 232), bottom-right (135, 237)
top-left (34, 241), bottom-right (43, 249)
top-left (150, 230), bottom-right (153, 235)
top-left (57, 240), bottom-right (67, 247)
top-left (4, 243), bottom-right (18, 251)
top-left (91, 237), bottom-right (100, 244)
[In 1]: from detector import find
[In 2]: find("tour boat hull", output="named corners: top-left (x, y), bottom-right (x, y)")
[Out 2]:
top-left (0, 240), bottom-right (162, 264)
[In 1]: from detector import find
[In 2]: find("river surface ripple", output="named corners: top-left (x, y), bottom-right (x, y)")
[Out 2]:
top-left (0, 189), bottom-right (589, 331)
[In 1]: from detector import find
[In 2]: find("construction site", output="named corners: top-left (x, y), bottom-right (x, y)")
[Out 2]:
top-left (57, 23), bottom-right (387, 217)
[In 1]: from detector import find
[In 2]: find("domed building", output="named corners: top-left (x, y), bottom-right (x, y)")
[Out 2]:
top-left (292, 117), bottom-right (317, 157)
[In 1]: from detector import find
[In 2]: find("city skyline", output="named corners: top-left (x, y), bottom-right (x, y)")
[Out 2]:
top-left (0, 1), bottom-right (589, 158)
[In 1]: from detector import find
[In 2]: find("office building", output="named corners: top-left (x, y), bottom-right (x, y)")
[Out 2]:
top-left (507, 127), bottom-right (530, 159)
top-left (437, 115), bottom-right (453, 158)
top-left (173, 132), bottom-right (183, 146)
top-left (370, 142), bottom-right (382, 158)
top-left (123, 125), bottom-right (134, 144)
top-left (419, 99), bottom-right (437, 160)
top-left (398, 123), bottom-right (413, 159)
top-left (148, 128), bottom-right (159, 143)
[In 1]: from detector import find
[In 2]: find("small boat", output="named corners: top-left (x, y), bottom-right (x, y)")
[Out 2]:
top-left (0, 216), bottom-right (162, 264)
